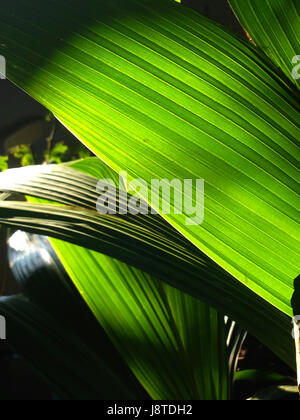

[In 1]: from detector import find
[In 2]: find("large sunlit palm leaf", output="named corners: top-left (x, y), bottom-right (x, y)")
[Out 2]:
top-left (0, 0), bottom-right (299, 320)
top-left (229, 0), bottom-right (300, 87)
top-left (0, 163), bottom-right (294, 368)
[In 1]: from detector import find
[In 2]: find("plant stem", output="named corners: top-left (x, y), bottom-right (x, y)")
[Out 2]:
top-left (44, 121), bottom-right (56, 164)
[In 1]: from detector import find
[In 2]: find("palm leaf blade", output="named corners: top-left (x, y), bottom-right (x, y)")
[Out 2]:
top-left (0, 0), bottom-right (299, 321)
top-left (0, 163), bottom-right (294, 368)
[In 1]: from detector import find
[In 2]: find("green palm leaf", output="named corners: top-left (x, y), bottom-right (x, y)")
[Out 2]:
top-left (0, 163), bottom-right (294, 368)
top-left (0, 0), bottom-right (299, 322)
top-left (229, 0), bottom-right (300, 86)
top-left (50, 240), bottom-right (230, 400)
top-left (2, 166), bottom-right (232, 400)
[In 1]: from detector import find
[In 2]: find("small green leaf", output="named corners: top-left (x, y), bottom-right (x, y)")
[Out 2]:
top-left (48, 141), bottom-right (68, 164)
top-left (10, 144), bottom-right (35, 167)
top-left (0, 156), bottom-right (8, 172)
